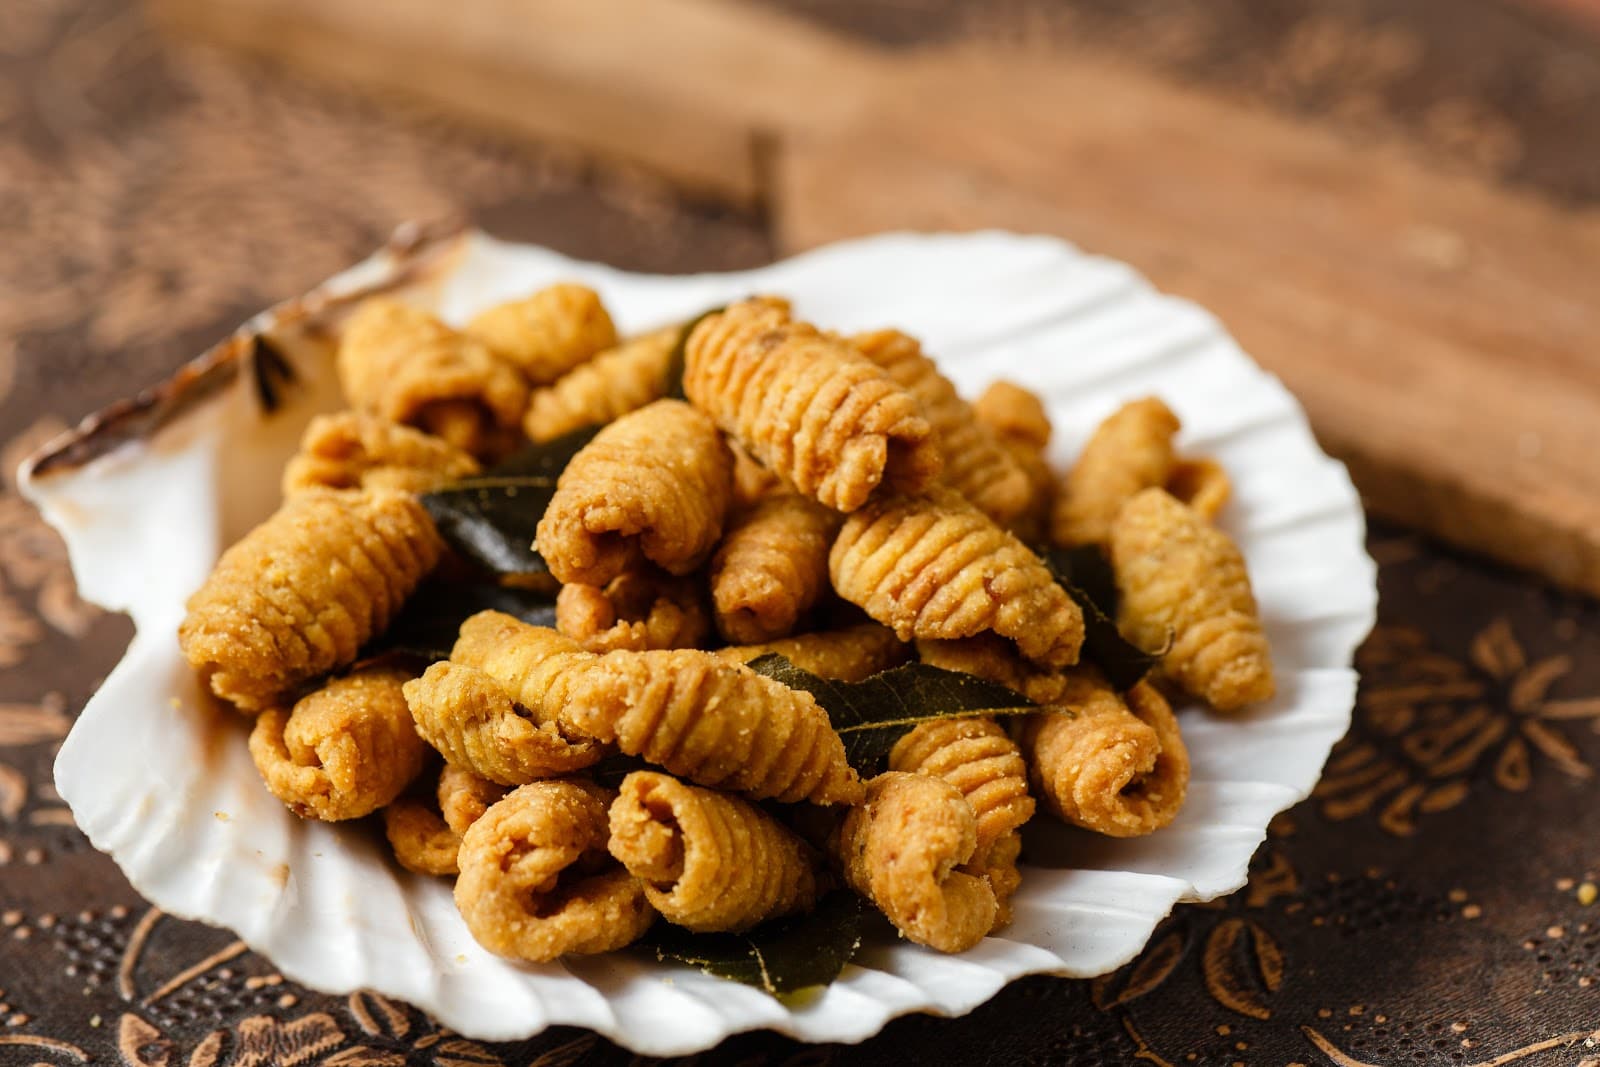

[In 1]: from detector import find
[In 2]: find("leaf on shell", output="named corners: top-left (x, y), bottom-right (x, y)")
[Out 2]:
top-left (365, 581), bottom-right (556, 662)
top-left (743, 654), bottom-right (1035, 774)
top-left (1041, 545), bottom-right (1162, 691)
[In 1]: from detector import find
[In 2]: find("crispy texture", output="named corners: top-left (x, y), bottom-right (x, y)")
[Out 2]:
top-left (1016, 668), bottom-right (1190, 837)
top-left (710, 492), bottom-right (841, 643)
top-left (850, 329), bottom-right (1030, 525)
top-left (439, 763), bottom-right (509, 837)
top-left (973, 381), bottom-right (1055, 544)
top-left (834, 772), bottom-right (997, 953)
top-left (728, 439), bottom-right (781, 507)
top-left (179, 488), bottom-right (443, 712)
top-left (455, 781), bottom-right (655, 961)
top-left (712, 621), bottom-right (909, 682)
top-left (981, 831), bottom-right (1023, 931)
top-left (1052, 397), bottom-right (1180, 547)
top-left (248, 666), bottom-right (425, 821)
top-left (336, 298), bottom-right (527, 458)
top-left (1111, 488), bottom-right (1274, 711)
top-left (281, 412), bottom-right (480, 496)
top-left (403, 661), bottom-right (605, 785)
top-left (889, 717), bottom-right (1034, 865)
top-left (383, 795), bottom-right (462, 876)
top-left (684, 299), bottom-right (942, 512)
top-left (523, 325), bottom-right (680, 442)
top-left (916, 634), bottom-right (1041, 697)
top-left (452, 612), bottom-right (862, 804)
top-left (1166, 457), bottom-right (1231, 521)
top-left (830, 488), bottom-right (1084, 668)
top-left (536, 399), bottom-right (733, 585)
top-left (555, 570), bottom-right (710, 652)
top-left (609, 771), bottom-right (821, 931)
top-left (467, 283), bottom-right (617, 385)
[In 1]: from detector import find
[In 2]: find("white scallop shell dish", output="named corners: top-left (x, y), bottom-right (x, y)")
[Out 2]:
top-left (20, 227), bottom-right (1376, 1055)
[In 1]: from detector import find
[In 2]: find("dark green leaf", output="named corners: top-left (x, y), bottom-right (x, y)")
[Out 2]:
top-left (250, 334), bottom-right (297, 414)
top-left (643, 891), bottom-right (867, 997)
top-left (1041, 545), bottom-right (1161, 691)
top-left (364, 581), bottom-right (556, 662)
top-left (420, 426), bottom-right (600, 575)
top-left (744, 655), bottom-right (1034, 774)
top-left (662, 306), bottom-right (723, 402)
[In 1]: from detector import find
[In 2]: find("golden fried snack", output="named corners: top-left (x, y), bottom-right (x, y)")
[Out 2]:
top-left (248, 666), bottom-right (425, 821)
top-left (281, 412), bottom-right (480, 496)
top-left (850, 329), bottom-right (1030, 525)
top-left (888, 717), bottom-right (1034, 866)
top-left (982, 832), bottom-right (1023, 930)
top-left (1051, 397), bottom-right (1180, 547)
top-left (179, 488), bottom-right (443, 712)
top-left (915, 634), bottom-right (1041, 697)
top-left (403, 661), bottom-right (605, 785)
top-left (684, 299), bottom-right (942, 512)
top-left (535, 399), bottom-right (733, 585)
top-left (467, 283), bottom-right (617, 385)
top-left (455, 780), bottom-right (655, 962)
top-left (523, 325), bottom-right (679, 442)
top-left (712, 621), bottom-right (909, 682)
top-left (438, 763), bottom-right (509, 837)
top-left (383, 795), bottom-right (462, 876)
top-left (336, 298), bottom-right (527, 458)
top-left (1015, 668), bottom-right (1190, 837)
top-left (834, 772), bottom-right (997, 953)
top-left (555, 570), bottom-right (710, 652)
top-left (830, 489), bottom-right (1084, 668)
top-left (728, 439), bottom-right (781, 507)
top-left (1110, 488), bottom-right (1274, 711)
top-left (452, 612), bottom-right (862, 805)
top-left (1165, 457), bottom-right (1231, 522)
top-left (609, 771), bottom-right (820, 932)
top-left (972, 380), bottom-right (1055, 544)
top-left (710, 492), bottom-right (841, 643)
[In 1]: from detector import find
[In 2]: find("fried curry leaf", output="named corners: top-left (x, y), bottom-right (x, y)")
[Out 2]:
top-left (1041, 545), bottom-right (1161, 691)
top-left (419, 425), bottom-right (600, 575)
top-left (643, 891), bottom-right (868, 997)
top-left (662, 305), bottom-right (723, 401)
top-left (365, 580), bottom-right (557, 662)
top-left (744, 654), bottom-right (1034, 774)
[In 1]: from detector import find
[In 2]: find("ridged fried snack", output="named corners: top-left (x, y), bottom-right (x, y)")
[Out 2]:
top-left (438, 763), bottom-right (509, 837)
top-left (455, 780), bottom-right (656, 962)
top-left (728, 439), bottom-right (781, 507)
top-left (336, 298), bottom-right (527, 458)
top-left (467, 283), bottom-right (617, 385)
top-left (281, 412), bottom-right (480, 496)
top-left (712, 621), bottom-right (909, 682)
top-left (972, 381), bottom-right (1055, 544)
top-left (1110, 488), bottom-right (1274, 711)
top-left (1016, 668), bottom-right (1190, 837)
top-left (834, 772), bottom-right (997, 953)
top-left (981, 832), bottom-right (1024, 929)
top-left (684, 299), bottom-right (942, 512)
top-left (1165, 457), bottom-right (1231, 522)
top-left (850, 329), bottom-right (1031, 525)
top-left (451, 612), bottom-right (861, 805)
top-left (382, 765), bottom-right (506, 876)
top-left (523, 326), bottom-right (679, 442)
top-left (888, 718), bottom-right (1034, 871)
top-left (404, 661), bottom-right (605, 785)
top-left (830, 489), bottom-right (1084, 668)
top-left (609, 771), bottom-right (821, 931)
top-left (179, 488), bottom-right (443, 712)
top-left (1052, 397), bottom-right (1180, 547)
top-left (248, 666), bottom-right (425, 821)
top-left (710, 492), bottom-right (841, 643)
top-left (556, 570), bottom-right (710, 652)
top-left (536, 399), bottom-right (733, 585)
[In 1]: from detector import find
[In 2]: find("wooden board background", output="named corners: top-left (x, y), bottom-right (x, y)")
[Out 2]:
top-left (148, 0), bottom-right (1600, 597)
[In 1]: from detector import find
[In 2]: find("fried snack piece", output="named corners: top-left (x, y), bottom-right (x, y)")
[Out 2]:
top-left (1052, 397), bottom-right (1180, 548)
top-left (889, 717), bottom-right (1034, 866)
top-left (830, 489), bottom-right (1084, 668)
top-left (467, 283), bottom-right (617, 385)
top-left (384, 795), bottom-right (462, 876)
top-left (1165, 457), bottom-right (1231, 522)
top-left (850, 329), bottom-right (1031, 525)
top-left (523, 325), bottom-right (679, 442)
top-left (179, 489), bottom-right (443, 712)
top-left (973, 381), bottom-right (1055, 544)
top-left (281, 412), bottom-right (480, 496)
top-left (452, 612), bottom-right (861, 804)
top-left (684, 299), bottom-right (942, 512)
top-left (336, 298), bottom-right (527, 458)
top-left (916, 633), bottom-right (1042, 698)
top-left (834, 772), bottom-right (997, 953)
top-left (710, 492), bottom-right (841, 643)
top-left (536, 399), bottom-right (733, 586)
top-left (1016, 669), bottom-right (1190, 837)
top-left (438, 763), bottom-right (509, 837)
top-left (712, 621), bottom-right (910, 682)
top-left (404, 661), bottom-right (605, 785)
top-left (555, 570), bottom-right (710, 652)
top-left (455, 780), bottom-right (655, 961)
top-left (981, 832), bottom-right (1023, 930)
top-left (609, 771), bottom-right (821, 931)
top-left (728, 439), bottom-right (781, 507)
top-left (1111, 488), bottom-right (1274, 711)
top-left (248, 666), bottom-right (425, 821)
